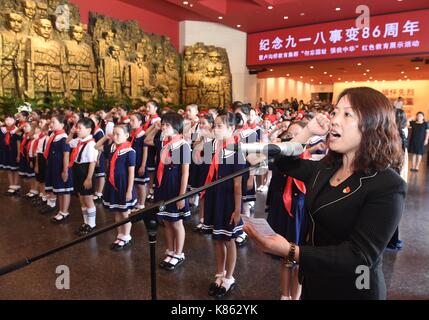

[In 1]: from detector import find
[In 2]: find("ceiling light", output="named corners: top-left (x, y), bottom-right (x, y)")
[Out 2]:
top-left (190, 3), bottom-right (193, 7)
top-left (363, 73), bottom-right (367, 76)
top-left (237, 24), bottom-right (241, 28)
top-left (286, 73), bottom-right (290, 76)
top-left (310, 66), bottom-right (314, 69)
top-left (407, 78), bottom-right (410, 81)
top-left (366, 69), bottom-right (370, 72)
top-left (268, 5), bottom-right (273, 10)
top-left (398, 79), bottom-right (402, 82)
top-left (269, 69), bottom-right (273, 72)
top-left (323, 71), bottom-right (327, 74)
top-left (352, 80), bottom-right (356, 83)
top-left (357, 62), bottom-right (362, 66)
top-left (345, 81), bottom-right (348, 83)
top-left (335, 7), bottom-right (341, 11)
top-left (311, 79), bottom-right (314, 82)
top-left (404, 75), bottom-right (408, 78)
top-left (183, 1), bottom-right (189, 4)
top-left (283, 16), bottom-right (289, 20)
top-left (218, 16), bottom-right (223, 20)
top-left (329, 74), bottom-right (333, 77)
top-left (415, 66), bottom-right (420, 70)
top-left (300, 76), bottom-right (303, 79)
top-left (401, 71), bottom-right (405, 74)
top-left (382, 80), bottom-right (386, 82)
top-left (319, 82), bottom-right (322, 84)
top-left (369, 76), bottom-right (373, 79)
top-left (300, 12), bottom-right (305, 16)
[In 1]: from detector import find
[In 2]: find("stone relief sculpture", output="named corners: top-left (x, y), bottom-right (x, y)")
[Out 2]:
top-left (182, 42), bottom-right (232, 107)
top-left (0, 1), bottom-right (232, 107)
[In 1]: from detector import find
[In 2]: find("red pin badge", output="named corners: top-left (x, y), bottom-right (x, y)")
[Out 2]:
top-left (343, 186), bottom-right (351, 194)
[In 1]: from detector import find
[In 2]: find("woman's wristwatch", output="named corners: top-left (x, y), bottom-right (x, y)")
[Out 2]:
top-left (284, 242), bottom-right (297, 268)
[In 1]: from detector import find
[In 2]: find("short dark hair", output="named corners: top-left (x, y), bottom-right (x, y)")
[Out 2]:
top-left (201, 113), bottom-right (215, 127)
top-left (132, 112), bottom-right (144, 123)
top-left (161, 111), bottom-right (183, 134)
top-left (147, 100), bottom-right (160, 113)
top-left (77, 117), bottom-right (95, 131)
top-left (217, 112), bottom-right (236, 128)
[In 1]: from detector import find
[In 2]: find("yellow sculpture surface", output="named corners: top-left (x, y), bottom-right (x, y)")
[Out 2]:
top-left (0, 1), bottom-right (232, 107)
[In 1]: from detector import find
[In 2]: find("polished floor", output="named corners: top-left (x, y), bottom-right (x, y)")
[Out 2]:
top-left (0, 155), bottom-right (428, 300)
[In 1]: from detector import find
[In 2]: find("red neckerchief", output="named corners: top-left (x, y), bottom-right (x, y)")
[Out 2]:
top-left (247, 122), bottom-right (257, 130)
top-left (32, 132), bottom-right (45, 155)
top-left (130, 126), bottom-right (144, 146)
top-left (201, 136), bottom-right (238, 198)
top-left (119, 115), bottom-right (130, 124)
top-left (68, 137), bottom-right (95, 168)
top-left (4, 125), bottom-right (16, 146)
top-left (25, 138), bottom-right (34, 160)
top-left (282, 150), bottom-right (311, 217)
top-left (18, 121), bottom-right (26, 128)
top-left (93, 125), bottom-right (101, 134)
top-left (108, 142), bottom-right (132, 190)
top-left (43, 130), bottom-right (65, 159)
top-left (19, 132), bottom-right (30, 156)
top-left (156, 134), bottom-right (183, 186)
top-left (143, 114), bottom-right (159, 131)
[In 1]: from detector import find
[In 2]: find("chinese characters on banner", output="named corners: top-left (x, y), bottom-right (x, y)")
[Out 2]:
top-left (247, 10), bottom-right (429, 66)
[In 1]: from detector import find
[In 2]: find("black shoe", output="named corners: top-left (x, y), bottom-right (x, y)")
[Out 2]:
top-left (75, 224), bottom-right (95, 236)
top-left (39, 204), bottom-right (56, 214)
top-left (235, 234), bottom-right (248, 247)
top-left (164, 254), bottom-right (185, 271)
top-left (208, 282), bottom-right (221, 296)
top-left (110, 238), bottom-right (132, 251)
top-left (5, 189), bottom-right (20, 196)
top-left (50, 213), bottom-right (70, 224)
top-left (215, 281), bottom-right (236, 299)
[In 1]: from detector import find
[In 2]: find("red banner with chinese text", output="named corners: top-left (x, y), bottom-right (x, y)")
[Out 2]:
top-left (247, 9), bottom-right (429, 66)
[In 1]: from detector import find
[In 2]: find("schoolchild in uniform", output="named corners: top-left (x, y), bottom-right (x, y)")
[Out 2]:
top-left (67, 118), bottom-right (98, 236)
top-left (201, 112), bottom-right (246, 299)
top-left (129, 112), bottom-right (149, 211)
top-left (96, 123), bottom-right (137, 250)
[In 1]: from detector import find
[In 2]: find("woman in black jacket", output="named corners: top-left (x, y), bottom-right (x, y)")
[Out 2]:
top-left (245, 87), bottom-right (407, 300)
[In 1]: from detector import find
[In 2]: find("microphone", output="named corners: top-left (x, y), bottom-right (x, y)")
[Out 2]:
top-left (226, 142), bottom-right (305, 157)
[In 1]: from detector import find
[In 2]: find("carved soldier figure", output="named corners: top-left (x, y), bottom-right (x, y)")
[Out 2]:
top-left (21, 0), bottom-right (37, 37)
top-left (208, 50), bottom-right (221, 65)
top-left (164, 57), bottom-right (179, 104)
top-left (24, 18), bottom-right (69, 99)
top-left (0, 13), bottom-right (26, 97)
top-left (64, 24), bottom-right (97, 100)
top-left (96, 30), bottom-right (115, 59)
top-left (182, 60), bottom-right (200, 105)
top-left (36, 1), bottom-right (48, 19)
top-left (124, 52), bottom-right (151, 99)
top-left (215, 63), bottom-right (231, 108)
top-left (121, 42), bottom-right (133, 61)
top-left (182, 46), bottom-right (193, 71)
top-left (199, 64), bottom-right (221, 107)
top-left (98, 45), bottom-right (126, 98)
top-left (194, 46), bottom-right (209, 73)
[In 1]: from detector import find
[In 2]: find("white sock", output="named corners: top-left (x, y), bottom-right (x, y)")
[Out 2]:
top-left (222, 276), bottom-right (235, 291)
top-left (120, 234), bottom-right (132, 242)
top-left (87, 207), bottom-right (96, 228)
top-left (81, 207), bottom-right (88, 224)
top-left (95, 192), bottom-right (103, 197)
top-left (48, 199), bottom-right (56, 207)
